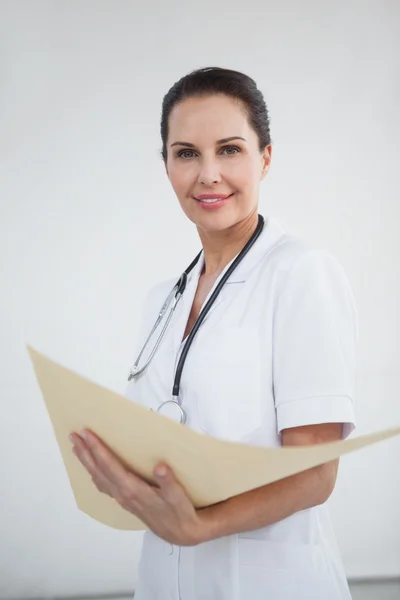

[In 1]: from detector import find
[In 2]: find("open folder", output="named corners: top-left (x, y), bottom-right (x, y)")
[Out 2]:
top-left (27, 345), bottom-right (400, 531)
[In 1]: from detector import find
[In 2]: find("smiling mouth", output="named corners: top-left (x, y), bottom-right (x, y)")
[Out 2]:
top-left (194, 193), bottom-right (234, 204)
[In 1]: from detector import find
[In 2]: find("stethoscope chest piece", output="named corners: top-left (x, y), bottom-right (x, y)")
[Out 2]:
top-left (155, 400), bottom-right (187, 424)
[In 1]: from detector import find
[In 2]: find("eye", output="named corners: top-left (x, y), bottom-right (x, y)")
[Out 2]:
top-left (221, 145), bottom-right (241, 155)
top-left (177, 145), bottom-right (241, 159)
top-left (177, 149), bottom-right (196, 159)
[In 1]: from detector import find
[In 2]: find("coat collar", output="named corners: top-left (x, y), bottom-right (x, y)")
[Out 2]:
top-left (170, 215), bottom-right (289, 352)
top-left (186, 215), bottom-right (287, 286)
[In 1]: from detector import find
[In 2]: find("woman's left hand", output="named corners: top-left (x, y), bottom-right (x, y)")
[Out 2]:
top-left (69, 429), bottom-right (205, 546)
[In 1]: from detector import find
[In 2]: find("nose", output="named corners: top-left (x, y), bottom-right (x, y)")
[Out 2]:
top-left (197, 157), bottom-right (222, 185)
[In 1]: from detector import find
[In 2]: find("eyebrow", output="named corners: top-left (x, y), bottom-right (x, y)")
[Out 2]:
top-left (170, 136), bottom-right (246, 148)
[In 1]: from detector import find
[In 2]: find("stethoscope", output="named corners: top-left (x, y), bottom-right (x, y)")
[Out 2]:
top-left (127, 214), bottom-right (265, 424)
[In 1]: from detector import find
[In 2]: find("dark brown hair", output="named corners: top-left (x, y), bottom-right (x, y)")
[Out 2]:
top-left (160, 66), bottom-right (271, 162)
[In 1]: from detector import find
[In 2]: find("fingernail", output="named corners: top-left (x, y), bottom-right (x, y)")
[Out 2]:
top-left (69, 434), bottom-right (75, 444)
top-left (155, 466), bottom-right (167, 477)
top-left (80, 430), bottom-right (88, 440)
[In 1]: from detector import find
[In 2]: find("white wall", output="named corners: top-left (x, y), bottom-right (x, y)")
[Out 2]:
top-left (1, 1), bottom-right (399, 597)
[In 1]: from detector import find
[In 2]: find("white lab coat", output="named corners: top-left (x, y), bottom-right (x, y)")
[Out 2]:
top-left (124, 215), bottom-right (358, 600)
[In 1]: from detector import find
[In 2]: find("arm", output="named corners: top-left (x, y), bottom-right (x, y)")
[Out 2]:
top-left (196, 422), bottom-right (343, 544)
top-left (69, 422), bottom-right (343, 547)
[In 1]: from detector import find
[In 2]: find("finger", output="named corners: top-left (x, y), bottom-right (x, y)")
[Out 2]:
top-left (82, 430), bottom-right (149, 505)
top-left (153, 464), bottom-right (190, 510)
top-left (70, 433), bottom-right (98, 475)
top-left (70, 433), bottom-right (117, 496)
top-left (91, 473), bottom-right (115, 496)
top-left (80, 430), bottom-right (129, 482)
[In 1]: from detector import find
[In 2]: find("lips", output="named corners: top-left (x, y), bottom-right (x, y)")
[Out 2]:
top-left (194, 193), bottom-right (233, 200)
top-left (193, 193), bottom-right (234, 210)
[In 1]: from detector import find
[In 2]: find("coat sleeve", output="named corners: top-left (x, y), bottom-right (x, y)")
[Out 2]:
top-left (272, 248), bottom-right (358, 439)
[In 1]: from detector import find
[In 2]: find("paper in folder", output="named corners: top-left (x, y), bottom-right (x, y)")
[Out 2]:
top-left (27, 345), bottom-right (400, 531)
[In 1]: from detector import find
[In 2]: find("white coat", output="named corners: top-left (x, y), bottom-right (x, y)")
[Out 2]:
top-left (124, 215), bottom-right (358, 600)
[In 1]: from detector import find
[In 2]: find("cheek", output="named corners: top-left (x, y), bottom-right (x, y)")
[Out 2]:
top-left (230, 168), bottom-right (257, 193)
top-left (227, 156), bottom-right (260, 188)
top-left (168, 165), bottom-right (194, 196)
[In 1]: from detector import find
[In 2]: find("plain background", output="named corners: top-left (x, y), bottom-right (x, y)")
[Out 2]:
top-left (1, 1), bottom-right (399, 597)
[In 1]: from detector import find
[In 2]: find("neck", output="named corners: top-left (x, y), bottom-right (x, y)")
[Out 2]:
top-left (197, 212), bottom-right (259, 278)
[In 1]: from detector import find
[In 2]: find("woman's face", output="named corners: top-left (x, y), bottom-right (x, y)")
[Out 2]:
top-left (164, 94), bottom-right (271, 233)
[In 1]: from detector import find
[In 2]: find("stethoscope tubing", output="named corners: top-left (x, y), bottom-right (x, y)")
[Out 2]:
top-left (172, 214), bottom-right (264, 399)
top-left (128, 214), bottom-right (265, 423)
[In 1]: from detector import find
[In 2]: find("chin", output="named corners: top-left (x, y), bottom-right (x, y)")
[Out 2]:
top-left (180, 196), bottom-right (254, 232)
top-left (193, 212), bottom-right (244, 234)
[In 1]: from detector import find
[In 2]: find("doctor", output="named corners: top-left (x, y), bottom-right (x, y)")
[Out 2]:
top-left (69, 66), bottom-right (358, 599)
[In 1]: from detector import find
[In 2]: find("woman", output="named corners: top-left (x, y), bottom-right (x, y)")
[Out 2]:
top-left (70, 67), bottom-right (358, 599)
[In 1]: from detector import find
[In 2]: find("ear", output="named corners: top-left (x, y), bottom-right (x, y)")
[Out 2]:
top-left (260, 144), bottom-right (272, 180)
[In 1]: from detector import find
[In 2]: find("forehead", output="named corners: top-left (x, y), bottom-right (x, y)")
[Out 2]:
top-left (168, 94), bottom-right (251, 141)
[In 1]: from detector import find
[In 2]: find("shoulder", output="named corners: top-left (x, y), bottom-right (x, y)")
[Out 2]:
top-left (263, 228), bottom-right (358, 338)
top-left (264, 227), bottom-right (338, 273)
top-left (260, 227), bottom-right (353, 300)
